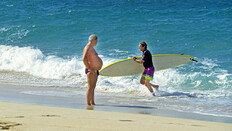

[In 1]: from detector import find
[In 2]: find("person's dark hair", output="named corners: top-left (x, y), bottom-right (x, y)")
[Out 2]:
top-left (140, 41), bottom-right (147, 50)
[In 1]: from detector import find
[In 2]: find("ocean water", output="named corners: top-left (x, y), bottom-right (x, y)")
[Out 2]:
top-left (0, 0), bottom-right (232, 118)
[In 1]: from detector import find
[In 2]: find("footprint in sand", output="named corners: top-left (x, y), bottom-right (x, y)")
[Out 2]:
top-left (0, 121), bottom-right (21, 130)
top-left (41, 115), bottom-right (60, 117)
top-left (191, 124), bottom-right (205, 127)
top-left (119, 120), bottom-right (133, 122)
top-left (15, 116), bottom-right (24, 118)
top-left (5, 116), bottom-right (24, 119)
top-left (164, 122), bottom-right (184, 125)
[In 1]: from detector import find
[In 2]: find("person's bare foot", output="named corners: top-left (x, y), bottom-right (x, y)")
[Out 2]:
top-left (86, 105), bottom-right (95, 110)
top-left (151, 92), bottom-right (156, 96)
top-left (151, 84), bottom-right (159, 90)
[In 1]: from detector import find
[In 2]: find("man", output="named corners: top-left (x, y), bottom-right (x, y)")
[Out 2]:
top-left (133, 42), bottom-right (159, 96)
top-left (83, 34), bottom-right (103, 106)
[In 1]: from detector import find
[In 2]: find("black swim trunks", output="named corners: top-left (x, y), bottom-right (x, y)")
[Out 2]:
top-left (85, 68), bottom-right (99, 76)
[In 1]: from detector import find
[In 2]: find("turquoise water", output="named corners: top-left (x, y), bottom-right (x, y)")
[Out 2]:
top-left (0, 0), bottom-right (232, 118)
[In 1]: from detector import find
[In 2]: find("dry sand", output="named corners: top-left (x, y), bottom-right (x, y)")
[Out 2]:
top-left (0, 101), bottom-right (231, 131)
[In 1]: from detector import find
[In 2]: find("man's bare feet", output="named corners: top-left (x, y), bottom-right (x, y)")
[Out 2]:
top-left (86, 105), bottom-right (95, 110)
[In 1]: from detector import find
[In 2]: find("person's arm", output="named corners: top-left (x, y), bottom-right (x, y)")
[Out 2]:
top-left (133, 57), bottom-right (144, 64)
top-left (83, 47), bottom-right (94, 73)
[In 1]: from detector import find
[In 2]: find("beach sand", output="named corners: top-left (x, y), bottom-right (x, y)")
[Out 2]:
top-left (0, 102), bottom-right (231, 131)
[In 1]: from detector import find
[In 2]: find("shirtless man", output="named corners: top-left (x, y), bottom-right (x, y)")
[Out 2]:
top-left (83, 34), bottom-right (103, 106)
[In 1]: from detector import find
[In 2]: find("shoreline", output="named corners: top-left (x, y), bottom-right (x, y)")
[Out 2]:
top-left (0, 101), bottom-right (232, 131)
top-left (0, 83), bottom-right (232, 124)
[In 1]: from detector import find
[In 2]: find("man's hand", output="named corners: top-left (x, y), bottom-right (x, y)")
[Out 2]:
top-left (133, 57), bottom-right (137, 61)
top-left (133, 57), bottom-right (144, 64)
top-left (88, 69), bottom-right (95, 74)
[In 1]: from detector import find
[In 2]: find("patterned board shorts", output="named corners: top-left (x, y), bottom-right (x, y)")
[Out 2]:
top-left (142, 67), bottom-right (155, 81)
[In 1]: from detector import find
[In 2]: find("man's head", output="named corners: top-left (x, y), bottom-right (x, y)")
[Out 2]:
top-left (89, 34), bottom-right (98, 46)
top-left (139, 41), bottom-right (147, 51)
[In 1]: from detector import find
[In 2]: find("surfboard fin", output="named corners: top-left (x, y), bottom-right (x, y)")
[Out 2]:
top-left (190, 58), bottom-right (198, 62)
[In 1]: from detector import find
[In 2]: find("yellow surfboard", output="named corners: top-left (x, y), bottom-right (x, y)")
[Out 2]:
top-left (99, 54), bottom-right (196, 77)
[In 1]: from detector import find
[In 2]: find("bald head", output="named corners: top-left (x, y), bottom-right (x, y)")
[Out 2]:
top-left (89, 34), bottom-right (98, 41)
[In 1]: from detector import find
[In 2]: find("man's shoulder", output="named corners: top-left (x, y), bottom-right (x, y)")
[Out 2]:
top-left (145, 50), bottom-right (151, 54)
top-left (84, 45), bottom-right (93, 50)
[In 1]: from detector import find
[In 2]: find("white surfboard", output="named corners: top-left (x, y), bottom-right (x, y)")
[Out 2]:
top-left (99, 54), bottom-right (196, 77)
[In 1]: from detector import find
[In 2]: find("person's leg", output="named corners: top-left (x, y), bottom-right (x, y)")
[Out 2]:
top-left (140, 76), bottom-right (145, 85)
top-left (144, 79), bottom-right (154, 93)
top-left (90, 74), bottom-right (98, 105)
top-left (150, 83), bottom-right (159, 90)
top-left (146, 67), bottom-right (159, 90)
top-left (86, 72), bottom-right (97, 105)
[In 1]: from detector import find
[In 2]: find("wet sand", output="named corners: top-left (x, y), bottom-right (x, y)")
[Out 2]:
top-left (0, 83), bottom-right (232, 124)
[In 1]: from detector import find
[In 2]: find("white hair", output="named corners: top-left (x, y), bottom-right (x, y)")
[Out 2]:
top-left (89, 34), bottom-right (97, 41)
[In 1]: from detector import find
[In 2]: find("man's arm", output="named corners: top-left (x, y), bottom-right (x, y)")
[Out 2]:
top-left (83, 48), bottom-right (95, 74)
top-left (83, 47), bottom-right (91, 69)
top-left (133, 57), bottom-right (144, 64)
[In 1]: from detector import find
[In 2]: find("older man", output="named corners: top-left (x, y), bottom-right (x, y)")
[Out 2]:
top-left (83, 34), bottom-right (103, 106)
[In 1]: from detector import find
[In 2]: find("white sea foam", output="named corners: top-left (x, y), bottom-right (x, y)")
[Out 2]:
top-left (21, 90), bottom-right (86, 97)
top-left (6, 28), bottom-right (29, 42)
top-left (0, 45), bottom-right (231, 117)
top-left (0, 45), bottom-right (231, 98)
top-left (0, 45), bottom-right (84, 79)
top-left (0, 27), bottom-right (10, 32)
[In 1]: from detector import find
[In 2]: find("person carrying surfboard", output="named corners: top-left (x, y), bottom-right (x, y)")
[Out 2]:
top-left (83, 34), bottom-right (103, 106)
top-left (133, 42), bottom-right (159, 96)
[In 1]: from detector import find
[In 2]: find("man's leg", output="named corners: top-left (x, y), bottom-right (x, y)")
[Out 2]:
top-left (150, 83), bottom-right (159, 90)
top-left (144, 79), bottom-right (154, 93)
top-left (90, 74), bottom-right (98, 105)
top-left (140, 76), bottom-right (145, 85)
top-left (86, 72), bottom-right (97, 105)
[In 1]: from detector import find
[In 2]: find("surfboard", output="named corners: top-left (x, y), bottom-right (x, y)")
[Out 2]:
top-left (99, 54), bottom-right (196, 77)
